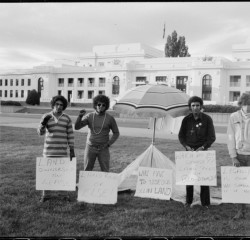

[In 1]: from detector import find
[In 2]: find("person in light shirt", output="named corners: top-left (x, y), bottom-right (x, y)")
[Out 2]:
top-left (227, 92), bottom-right (250, 220)
top-left (75, 94), bottom-right (119, 172)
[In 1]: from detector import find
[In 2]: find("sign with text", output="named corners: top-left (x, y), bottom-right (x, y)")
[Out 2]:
top-left (36, 157), bottom-right (76, 191)
top-left (175, 150), bottom-right (217, 186)
top-left (77, 171), bottom-right (119, 204)
top-left (221, 166), bottom-right (250, 204)
top-left (135, 167), bottom-right (173, 200)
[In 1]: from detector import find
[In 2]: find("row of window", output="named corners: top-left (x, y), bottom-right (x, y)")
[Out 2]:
top-left (57, 77), bottom-right (118, 88)
top-left (0, 89), bottom-right (30, 98)
top-left (58, 90), bottom-right (105, 101)
top-left (0, 78), bottom-right (31, 86)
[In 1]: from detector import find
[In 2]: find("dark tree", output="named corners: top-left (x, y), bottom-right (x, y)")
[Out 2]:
top-left (165, 30), bottom-right (191, 57)
top-left (26, 89), bottom-right (40, 105)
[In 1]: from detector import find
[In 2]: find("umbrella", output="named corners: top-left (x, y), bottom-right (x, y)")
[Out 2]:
top-left (113, 84), bottom-right (190, 165)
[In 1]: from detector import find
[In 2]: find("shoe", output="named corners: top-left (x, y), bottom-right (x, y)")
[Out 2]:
top-left (184, 203), bottom-right (191, 208)
top-left (233, 211), bottom-right (245, 220)
top-left (39, 196), bottom-right (50, 202)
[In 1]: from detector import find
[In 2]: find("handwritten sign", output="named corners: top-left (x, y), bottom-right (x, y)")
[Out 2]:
top-left (134, 167), bottom-right (173, 200)
top-left (77, 171), bottom-right (119, 204)
top-left (221, 166), bottom-right (250, 204)
top-left (175, 150), bottom-right (217, 186)
top-left (36, 157), bottom-right (76, 191)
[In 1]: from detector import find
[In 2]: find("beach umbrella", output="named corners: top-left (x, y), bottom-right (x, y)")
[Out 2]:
top-left (113, 84), bottom-right (190, 164)
top-left (114, 83), bottom-right (190, 127)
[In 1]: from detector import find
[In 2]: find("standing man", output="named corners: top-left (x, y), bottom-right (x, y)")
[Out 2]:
top-left (37, 95), bottom-right (75, 202)
top-left (75, 94), bottom-right (119, 172)
top-left (178, 96), bottom-right (216, 209)
top-left (227, 93), bottom-right (250, 220)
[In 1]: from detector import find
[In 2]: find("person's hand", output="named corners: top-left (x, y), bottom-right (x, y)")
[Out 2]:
top-left (79, 109), bottom-right (86, 117)
top-left (102, 143), bottom-right (110, 149)
top-left (41, 114), bottom-right (52, 126)
top-left (196, 146), bottom-right (204, 151)
top-left (232, 157), bottom-right (240, 167)
top-left (70, 148), bottom-right (75, 161)
top-left (186, 146), bottom-right (193, 151)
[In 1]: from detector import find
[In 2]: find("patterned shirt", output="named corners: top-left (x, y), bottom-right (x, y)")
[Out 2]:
top-left (37, 111), bottom-right (74, 157)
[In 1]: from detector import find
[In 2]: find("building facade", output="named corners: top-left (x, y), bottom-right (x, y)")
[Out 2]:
top-left (1, 42), bottom-right (250, 105)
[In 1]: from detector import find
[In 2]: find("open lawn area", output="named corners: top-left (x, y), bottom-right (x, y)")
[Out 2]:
top-left (0, 126), bottom-right (249, 237)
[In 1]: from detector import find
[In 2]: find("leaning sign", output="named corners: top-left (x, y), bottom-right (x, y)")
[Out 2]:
top-left (221, 166), bottom-right (250, 204)
top-left (77, 171), bottom-right (119, 204)
top-left (175, 150), bottom-right (217, 186)
top-left (36, 157), bottom-right (77, 191)
top-left (135, 167), bottom-right (173, 200)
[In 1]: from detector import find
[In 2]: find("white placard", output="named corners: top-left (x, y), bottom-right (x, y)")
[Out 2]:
top-left (221, 166), bottom-right (250, 204)
top-left (77, 171), bottom-right (119, 204)
top-left (36, 157), bottom-right (76, 191)
top-left (134, 167), bottom-right (173, 200)
top-left (175, 150), bottom-right (217, 186)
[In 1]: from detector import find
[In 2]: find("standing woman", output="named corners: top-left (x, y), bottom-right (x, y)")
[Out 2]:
top-left (227, 92), bottom-right (250, 219)
top-left (37, 95), bottom-right (75, 202)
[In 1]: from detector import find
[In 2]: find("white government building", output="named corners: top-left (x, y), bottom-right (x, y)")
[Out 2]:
top-left (0, 41), bottom-right (250, 105)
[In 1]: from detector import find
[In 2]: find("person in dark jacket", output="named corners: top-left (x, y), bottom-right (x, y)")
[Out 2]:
top-left (178, 96), bottom-right (216, 209)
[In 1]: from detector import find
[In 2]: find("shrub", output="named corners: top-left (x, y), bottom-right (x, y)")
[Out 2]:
top-left (26, 89), bottom-right (40, 105)
top-left (0, 100), bottom-right (22, 106)
top-left (203, 104), bottom-right (240, 113)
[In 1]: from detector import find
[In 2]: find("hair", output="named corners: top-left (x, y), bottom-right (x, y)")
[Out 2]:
top-left (188, 96), bottom-right (203, 108)
top-left (50, 95), bottom-right (68, 110)
top-left (93, 94), bottom-right (110, 110)
top-left (238, 93), bottom-right (250, 107)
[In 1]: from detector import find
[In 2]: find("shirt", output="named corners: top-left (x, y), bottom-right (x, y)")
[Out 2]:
top-left (227, 110), bottom-right (250, 158)
top-left (178, 112), bottom-right (216, 150)
top-left (76, 111), bottom-right (120, 146)
top-left (37, 111), bottom-right (74, 157)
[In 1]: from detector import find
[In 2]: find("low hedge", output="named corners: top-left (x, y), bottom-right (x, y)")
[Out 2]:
top-left (0, 100), bottom-right (22, 106)
top-left (203, 104), bottom-right (240, 113)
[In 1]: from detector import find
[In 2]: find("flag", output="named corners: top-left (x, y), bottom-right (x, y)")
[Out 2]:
top-left (163, 23), bottom-right (165, 39)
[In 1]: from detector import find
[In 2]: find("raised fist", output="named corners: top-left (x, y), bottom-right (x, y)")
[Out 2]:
top-left (41, 114), bottom-right (52, 126)
top-left (79, 109), bottom-right (86, 117)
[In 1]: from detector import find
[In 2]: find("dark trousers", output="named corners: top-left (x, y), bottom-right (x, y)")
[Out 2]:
top-left (186, 185), bottom-right (210, 206)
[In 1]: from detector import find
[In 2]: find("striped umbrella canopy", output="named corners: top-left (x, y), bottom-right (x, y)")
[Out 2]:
top-left (113, 84), bottom-right (190, 118)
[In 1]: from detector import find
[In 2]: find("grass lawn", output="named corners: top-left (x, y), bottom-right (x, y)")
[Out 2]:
top-left (0, 126), bottom-right (249, 237)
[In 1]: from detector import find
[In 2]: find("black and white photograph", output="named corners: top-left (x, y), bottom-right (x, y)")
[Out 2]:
top-left (0, 2), bottom-right (250, 239)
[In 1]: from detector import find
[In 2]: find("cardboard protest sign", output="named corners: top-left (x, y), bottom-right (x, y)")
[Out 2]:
top-left (77, 171), bottom-right (119, 204)
top-left (175, 150), bottom-right (217, 186)
top-left (36, 157), bottom-right (76, 191)
top-left (221, 166), bottom-right (250, 204)
top-left (134, 167), bottom-right (173, 200)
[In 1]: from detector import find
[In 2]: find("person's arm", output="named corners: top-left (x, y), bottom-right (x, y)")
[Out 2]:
top-left (227, 114), bottom-right (240, 167)
top-left (67, 118), bottom-right (75, 161)
top-left (178, 117), bottom-right (191, 150)
top-left (106, 116), bottom-right (120, 147)
top-left (74, 109), bottom-right (88, 130)
top-left (37, 114), bottom-right (52, 135)
top-left (201, 116), bottom-right (216, 150)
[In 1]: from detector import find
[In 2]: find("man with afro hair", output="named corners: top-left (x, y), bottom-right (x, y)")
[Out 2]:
top-left (75, 94), bottom-right (119, 172)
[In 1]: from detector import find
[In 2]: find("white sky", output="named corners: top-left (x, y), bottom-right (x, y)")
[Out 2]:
top-left (1, 2), bottom-right (250, 70)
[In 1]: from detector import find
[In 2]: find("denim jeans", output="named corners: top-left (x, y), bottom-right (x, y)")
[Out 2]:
top-left (84, 144), bottom-right (110, 172)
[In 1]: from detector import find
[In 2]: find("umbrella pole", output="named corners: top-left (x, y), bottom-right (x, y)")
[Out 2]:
top-left (152, 117), bottom-right (156, 145)
top-left (151, 117), bottom-right (156, 167)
